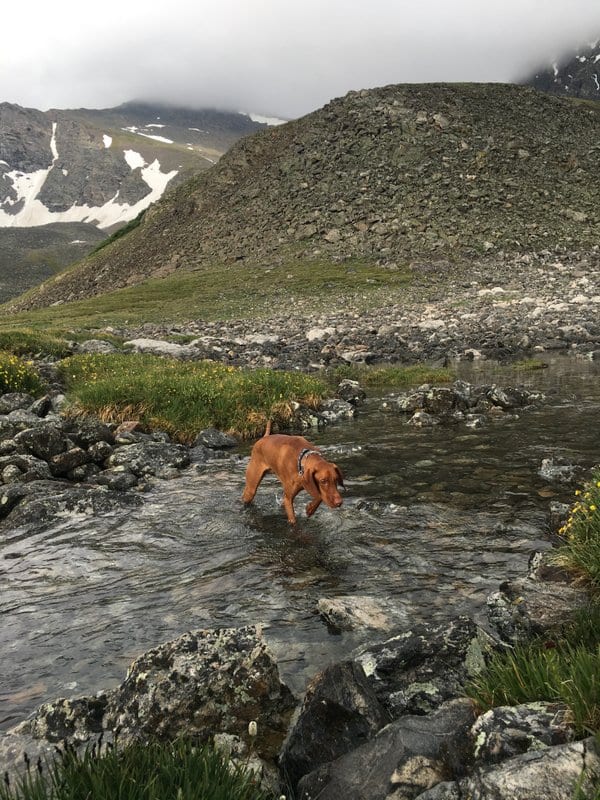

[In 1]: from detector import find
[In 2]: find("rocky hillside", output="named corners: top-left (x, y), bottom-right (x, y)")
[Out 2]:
top-left (7, 83), bottom-right (600, 312)
top-left (526, 38), bottom-right (600, 101)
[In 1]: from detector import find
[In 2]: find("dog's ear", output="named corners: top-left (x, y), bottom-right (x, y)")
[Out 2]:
top-left (304, 465), bottom-right (322, 499)
top-left (335, 465), bottom-right (344, 488)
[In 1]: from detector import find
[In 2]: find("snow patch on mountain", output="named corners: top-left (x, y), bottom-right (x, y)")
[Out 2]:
top-left (0, 123), bottom-right (177, 230)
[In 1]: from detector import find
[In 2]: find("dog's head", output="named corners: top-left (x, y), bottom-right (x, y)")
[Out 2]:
top-left (306, 459), bottom-right (344, 509)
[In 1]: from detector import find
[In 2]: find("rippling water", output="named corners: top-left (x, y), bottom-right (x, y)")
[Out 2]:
top-left (1, 357), bottom-right (599, 729)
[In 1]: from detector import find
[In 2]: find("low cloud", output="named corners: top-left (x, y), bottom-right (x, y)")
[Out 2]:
top-left (2, 0), bottom-right (600, 117)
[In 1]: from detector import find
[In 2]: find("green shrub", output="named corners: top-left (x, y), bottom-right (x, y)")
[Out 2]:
top-left (553, 467), bottom-right (600, 592)
top-left (58, 353), bottom-right (329, 439)
top-left (0, 738), bottom-right (273, 800)
top-left (0, 351), bottom-right (44, 396)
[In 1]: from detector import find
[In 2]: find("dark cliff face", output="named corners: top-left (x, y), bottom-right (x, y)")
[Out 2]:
top-left (0, 101), bottom-right (266, 227)
top-left (9, 81), bottom-right (600, 313)
top-left (526, 38), bottom-right (600, 101)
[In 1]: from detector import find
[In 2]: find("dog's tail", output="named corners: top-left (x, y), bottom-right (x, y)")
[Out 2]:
top-left (264, 419), bottom-right (272, 436)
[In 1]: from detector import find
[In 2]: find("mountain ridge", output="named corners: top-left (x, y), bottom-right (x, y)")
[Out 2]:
top-left (7, 82), bottom-right (600, 313)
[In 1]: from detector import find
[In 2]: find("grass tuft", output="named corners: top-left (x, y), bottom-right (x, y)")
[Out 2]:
top-left (0, 330), bottom-right (72, 359)
top-left (467, 604), bottom-right (600, 738)
top-left (58, 353), bottom-right (329, 440)
top-left (0, 738), bottom-right (273, 800)
top-left (330, 363), bottom-right (455, 387)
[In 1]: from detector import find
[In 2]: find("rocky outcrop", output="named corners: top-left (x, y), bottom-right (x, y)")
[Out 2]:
top-left (0, 625), bottom-right (295, 780)
top-left (386, 379), bottom-right (544, 428)
top-left (0, 392), bottom-right (194, 526)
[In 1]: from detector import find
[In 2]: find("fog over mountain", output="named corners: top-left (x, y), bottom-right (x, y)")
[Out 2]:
top-left (2, 1), bottom-right (600, 118)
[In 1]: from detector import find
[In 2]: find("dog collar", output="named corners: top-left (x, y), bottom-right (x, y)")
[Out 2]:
top-left (297, 448), bottom-right (319, 476)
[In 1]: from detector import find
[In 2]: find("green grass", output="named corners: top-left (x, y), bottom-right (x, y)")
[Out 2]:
top-left (0, 257), bottom-right (412, 332)
top-left (553, 467), bottom-right (600, 592)
top-left (0, 352), bottom-right (44, 396)
top-left (330, 363), bottom-right (455, 387)
top-left (58, 353), bottom-right (329, 440)
top-left (0, 738), bottom-right (274, 800)
top-left (0, 330), bottom-right (73, 358)
top-left (92, 210), bottom-right (146, 254)
top-left (467, 605), bottom-right (600, 738)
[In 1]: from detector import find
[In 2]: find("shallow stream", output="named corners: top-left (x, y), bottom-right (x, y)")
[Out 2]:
top-left (1, 357), bottom-right (599, 729)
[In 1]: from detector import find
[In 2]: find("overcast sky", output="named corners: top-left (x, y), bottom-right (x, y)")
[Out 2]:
top-left (2, 0), bottom-right (600, 119)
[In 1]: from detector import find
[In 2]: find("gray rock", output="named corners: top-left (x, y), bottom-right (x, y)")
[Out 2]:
top-left (92, 467), bottom-right (140, 491)
top-left (486, 385), bottom-right (542, 410)
top-left (539, 457), bottom-right (579, 484)
top-left (75, 339), bottom-right (118, 354)
top-left (194, 427), bottom-right (237, 449)
top-left (124, 338), bottom-right (199, 359)
top-left (49, 447), bottom-right (91, 477)
top-left (471, 702), bottom-right (575, 765)
top-left (337, 379), bottom-right (366, 405)
top-left (318, 398), bottom-right (356, 424)
top-left (103, 625), bottom-right (295, 759)
top-left (317, 595), bottom-right (408, 633)
top-left (14, 425), bottom-right (70, 461)
top-left (454, 737), bottom-right (600, 800)
top-left (0, 393), bottom-right (34, 414)
top-left (355, 617), bottom-right (494, 718)
top-left (64, 418), bottom-right (115, 448)
top-left (297, 698), bottom-right (477, 800)
top-left (28, 695), bottom-right (108, 744)
top-left (0, 481), bottom-right (142, 527)
top-left (487, 578), bottom-right (590, 644)
top-left (107, 441), bottom-right (190, 477)
top-left (279, 661), bottom-right (389, 790)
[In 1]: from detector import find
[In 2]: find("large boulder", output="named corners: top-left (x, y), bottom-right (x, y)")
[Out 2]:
top-left (0, 626), bottom-right (295, 780)
top-left (417, 737), bottom-right (600, 800)
top-left (354, 617), bottom-right (493, 718)
top-left (279, 661), bottom-right (389, 789)
top-left (297, 698), bottom-right (477, 800)
top-left (103, 625), bottom-right (295, 758)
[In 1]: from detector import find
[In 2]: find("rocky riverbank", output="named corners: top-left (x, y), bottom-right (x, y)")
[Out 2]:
top-left (0, 553), bottom-right (597, 799)
top-left (100, 252), bottom-right (600, 370)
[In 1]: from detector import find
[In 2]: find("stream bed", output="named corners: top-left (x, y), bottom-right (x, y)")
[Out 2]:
top-left (1, 356), bottom-right (599, 729)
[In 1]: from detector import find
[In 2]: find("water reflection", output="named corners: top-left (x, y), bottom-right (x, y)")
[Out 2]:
top-left (1, 357), bottom-right (599, 728)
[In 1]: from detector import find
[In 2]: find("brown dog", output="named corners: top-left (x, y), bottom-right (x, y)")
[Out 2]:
top-left (242, 422), bottom-right (344, 524)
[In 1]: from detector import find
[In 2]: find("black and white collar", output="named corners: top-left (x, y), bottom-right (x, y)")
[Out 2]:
top-left (297, 448), bottom-right (320, 476)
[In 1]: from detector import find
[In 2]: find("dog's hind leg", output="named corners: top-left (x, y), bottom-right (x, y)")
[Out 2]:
top-left (242, 459), bottom-right (269, 505)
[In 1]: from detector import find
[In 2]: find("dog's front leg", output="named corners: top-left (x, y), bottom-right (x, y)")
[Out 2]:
top-left (283, 494), bottom-right (298, 525)
top-left (306, 498), bottom-right (322, 517)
